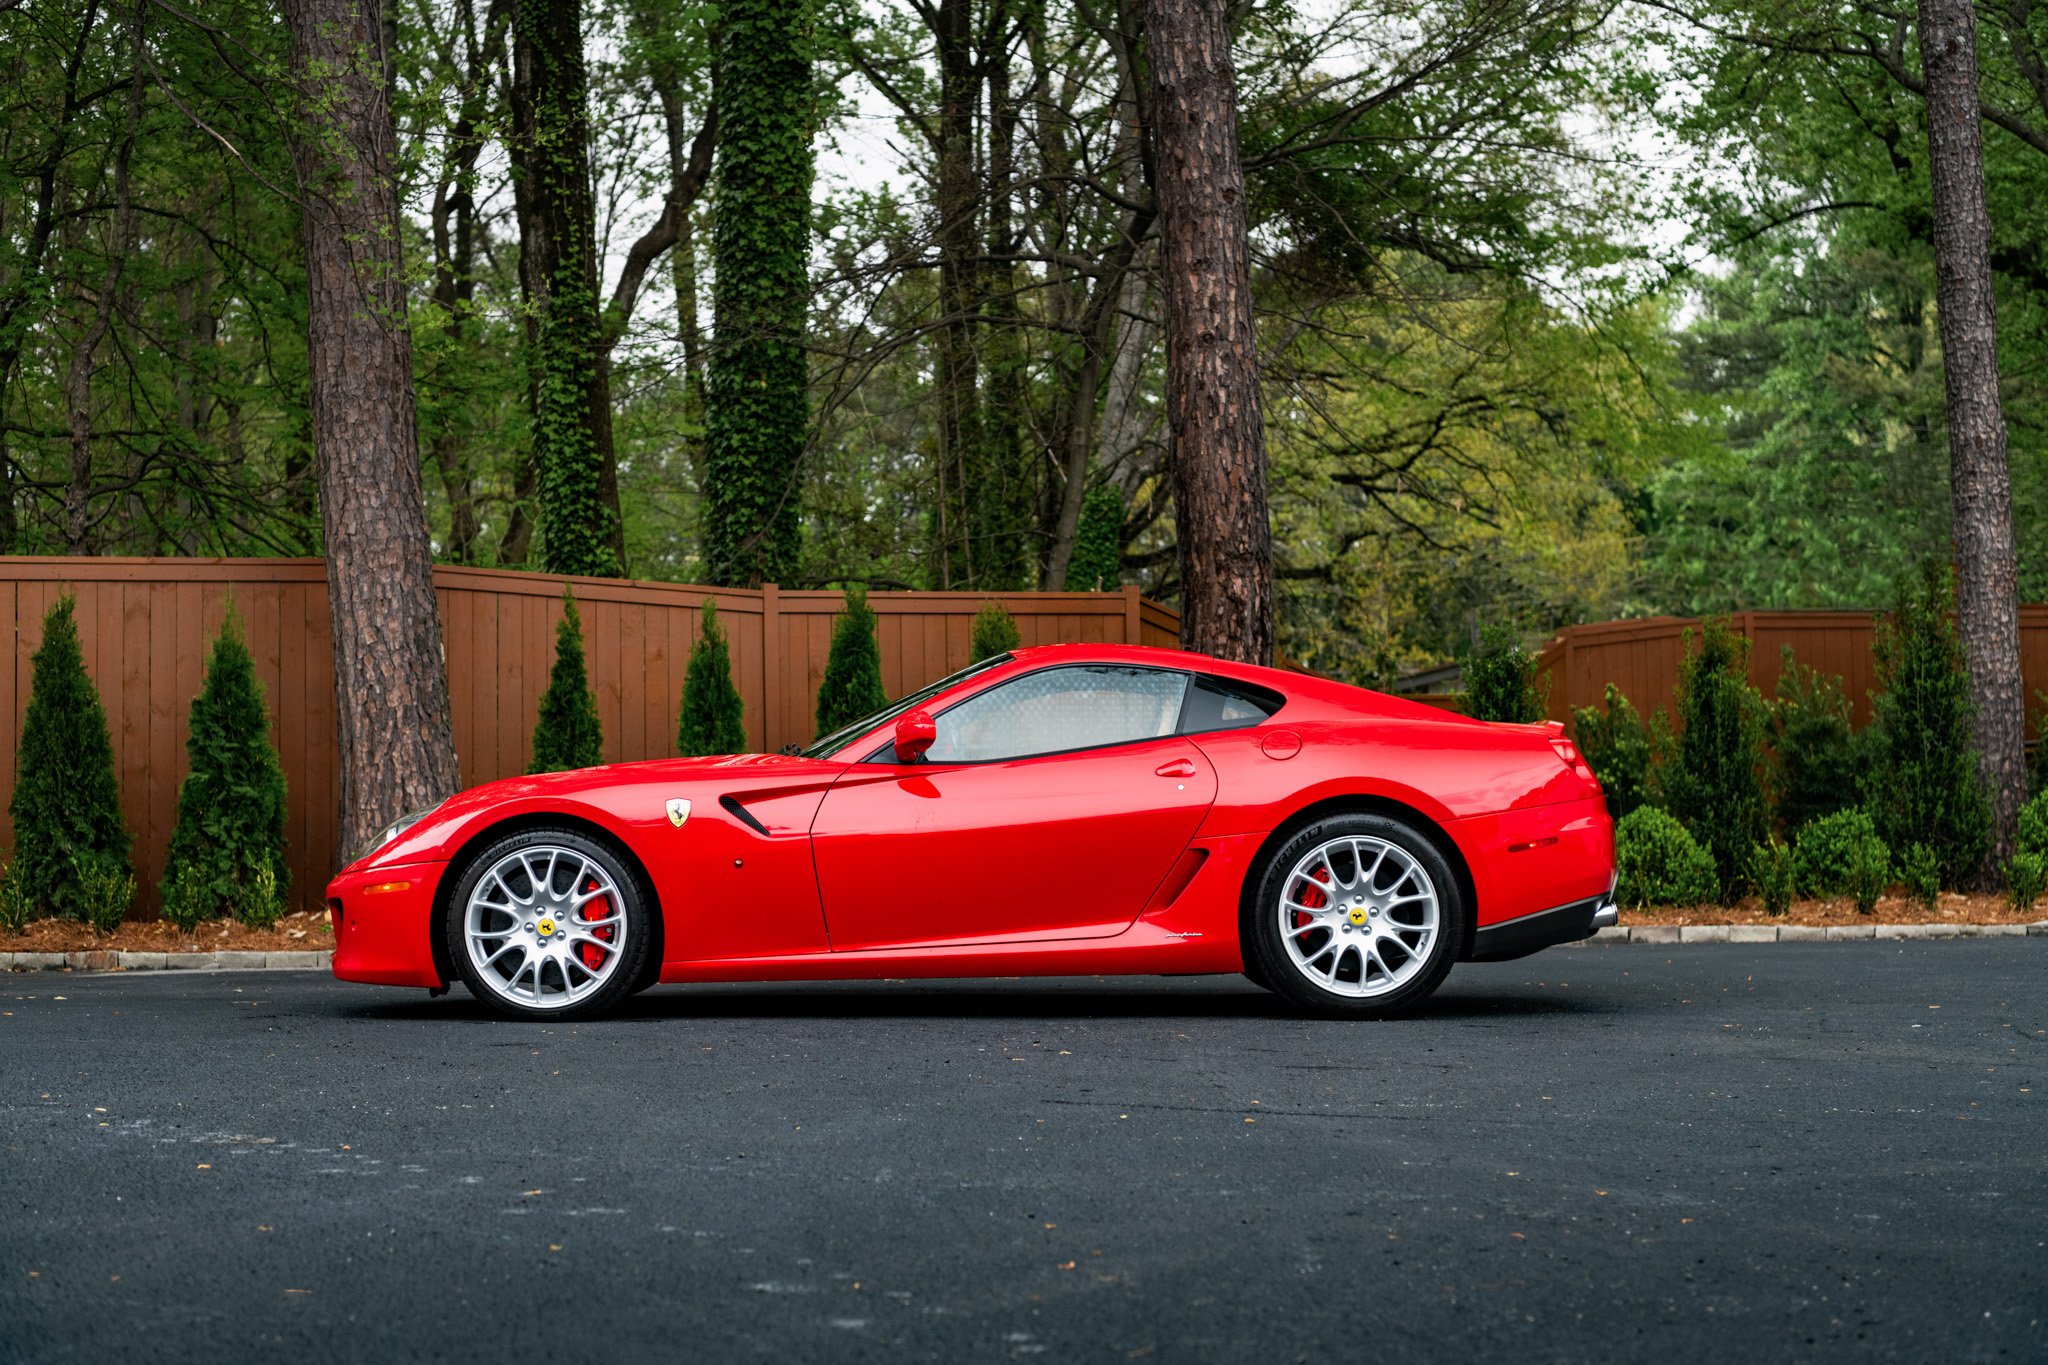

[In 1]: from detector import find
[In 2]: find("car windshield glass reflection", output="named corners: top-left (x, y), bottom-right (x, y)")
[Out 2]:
top-left (801, 653), bottom-right (1012, 758)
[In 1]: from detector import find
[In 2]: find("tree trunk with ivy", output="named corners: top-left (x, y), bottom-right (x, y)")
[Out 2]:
top-left (1147, 0), bottom-right (1273, 664)
top-left (514, 0), bottom-right (623, 577)
top-left (703, 0), bottom-right (813, 588)
top-left (281, 0), bottom-right (461, 857)
top-left (1917, 0), bottom-right (2027, 873)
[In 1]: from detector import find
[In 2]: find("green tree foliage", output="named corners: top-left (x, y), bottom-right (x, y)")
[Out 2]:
top-left (1614, 807), bottom-right (1718, 909)
top-left (530, 589), bottom-right (605, 772)
top-left (703, 0), bottom-right (813, 586)
top-left (9, 598), bottom-right (130, 920)
top-left (678, 600), bottom-right (747, 756)
top-left (1664, 619), bottom-right (1769, 900)
top-left (1067, 486), bottom-right (1123, 592)
top-left (969, 601), bottom-right (1021, 662)
top-left (1571, 685), bottom-right (1663, 821)
top-left (1462, 624), bottom-right (1546, 724)
top-left (815, 586), bottom-right (887, 735)
top-left (1769, 649), bottom-right (1862, 834)
top-left (1866, 566), bottom-right (1991, 887)
top-left (160, 606), bottom-right (290, 924)
top-left (1898, 842), bottom-right (1939, 910)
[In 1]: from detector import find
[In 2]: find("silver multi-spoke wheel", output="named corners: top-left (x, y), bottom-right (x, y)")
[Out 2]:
top-left (1276, 834), bottom-right (1440, 998)
top-left (462, 845), bottom-right (628, 1011)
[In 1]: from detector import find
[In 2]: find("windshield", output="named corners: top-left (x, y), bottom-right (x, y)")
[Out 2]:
top-left (801, 653), bottom-right (1014, 758)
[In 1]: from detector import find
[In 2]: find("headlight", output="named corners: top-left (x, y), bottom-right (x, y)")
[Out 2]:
top-left (357, 803), bottom-right (443, 862)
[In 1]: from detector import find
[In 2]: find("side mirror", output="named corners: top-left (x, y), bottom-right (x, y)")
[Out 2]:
top-left (894, 709), bottom-right (937, 763)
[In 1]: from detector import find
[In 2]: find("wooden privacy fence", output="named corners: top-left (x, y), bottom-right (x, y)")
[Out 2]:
top-left (1532, 608), bottom-right (2048, 738)
top-left (0, 558), bottom-right (1183, 917)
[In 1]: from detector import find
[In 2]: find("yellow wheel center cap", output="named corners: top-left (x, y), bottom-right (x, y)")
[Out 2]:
top-left (1348, 907), bottom-right (1368, 927)
top-left (537, 917), bottom-right (556, 938)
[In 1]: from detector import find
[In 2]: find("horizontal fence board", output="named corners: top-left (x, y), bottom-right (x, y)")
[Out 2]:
top-left (0, 558), bottom-right (1174, 918)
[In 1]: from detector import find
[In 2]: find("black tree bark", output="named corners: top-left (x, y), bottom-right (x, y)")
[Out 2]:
top-left (1918, 0), bottom-right (2027, 871)
top-left (1146, 0), bottom-right (1273, 663)
top-left (282, 0), bottom-right (462, 857)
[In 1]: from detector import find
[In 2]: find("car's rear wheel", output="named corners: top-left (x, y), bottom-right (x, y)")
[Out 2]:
top-left (444, 828), bottom-right (652, 1021)
top-left (1246, 812), bottom-right (1464, 1018)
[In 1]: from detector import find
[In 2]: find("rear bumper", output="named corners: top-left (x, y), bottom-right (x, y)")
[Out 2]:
top-left (1467, 894), bottom-right (1617, 962)
top-left (326, 861), bottom-right (448, 989)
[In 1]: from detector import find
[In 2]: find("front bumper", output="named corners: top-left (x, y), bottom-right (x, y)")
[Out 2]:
top-left (1467, 894), bottom-right (1617, 963)
top-left (327, 861), bottom-right (448, 988)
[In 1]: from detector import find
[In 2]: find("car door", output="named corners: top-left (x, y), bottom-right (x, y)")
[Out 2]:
top-left (807, 665), bottom-right (1219, 951)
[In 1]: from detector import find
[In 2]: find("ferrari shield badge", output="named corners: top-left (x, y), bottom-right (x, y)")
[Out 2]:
top-left (666, 798), bottom-right (691, 828)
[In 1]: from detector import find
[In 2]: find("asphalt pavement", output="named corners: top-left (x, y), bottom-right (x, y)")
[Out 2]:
top-left (2, 941), bottom-right (2043, 1363)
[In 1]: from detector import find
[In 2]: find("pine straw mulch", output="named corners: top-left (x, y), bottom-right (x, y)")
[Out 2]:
top-left (3, 910), bottom-right (334, 954)
top-left (1621, 891), bottom-right (2038, 927)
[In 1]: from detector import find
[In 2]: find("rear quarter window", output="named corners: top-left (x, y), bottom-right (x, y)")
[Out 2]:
top-left (1178, 675), bottom-right (1285, 734)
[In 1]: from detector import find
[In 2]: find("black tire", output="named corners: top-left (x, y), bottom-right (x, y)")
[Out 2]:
top-left (1244, 812), bottom-right (1466, 1019)
top-left (442, 827), bottom-right (654, 1022)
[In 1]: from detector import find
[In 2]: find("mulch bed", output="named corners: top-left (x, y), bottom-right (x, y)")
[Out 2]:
top-left (1622, 892), bottom-right (2036, 927)
top-left (3, 911), bottom-right (334, 955)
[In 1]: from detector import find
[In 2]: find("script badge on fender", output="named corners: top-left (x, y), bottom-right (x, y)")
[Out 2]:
top-left (666, 798), bottom-right (692, 828)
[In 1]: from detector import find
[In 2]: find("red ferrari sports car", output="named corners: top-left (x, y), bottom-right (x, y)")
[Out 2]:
top-left (327, 643), bottom-right (1616, 1020)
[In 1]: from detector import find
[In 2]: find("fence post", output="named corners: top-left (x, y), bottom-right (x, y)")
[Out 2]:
top-left (761, 583), bottom-right (780, 752)
top-left (1124, 583), bottom-right (1141, 644)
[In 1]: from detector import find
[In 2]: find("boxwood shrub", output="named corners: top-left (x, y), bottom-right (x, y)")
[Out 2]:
top-left (1615, 807), bottom-right (1718, 908)
top-left (1794, 809), bottom-right (1890, 912)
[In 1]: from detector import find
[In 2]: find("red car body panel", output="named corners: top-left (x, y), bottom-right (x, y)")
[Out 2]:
top-left (326, 643), bottom-right (1614, 993)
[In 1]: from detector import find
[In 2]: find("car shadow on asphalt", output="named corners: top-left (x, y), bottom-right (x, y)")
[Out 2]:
top-left (345, 977), bottom-right (1620, 1024)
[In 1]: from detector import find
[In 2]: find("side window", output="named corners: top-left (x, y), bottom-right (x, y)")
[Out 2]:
top-left (921, 666), bottom-right (1191, 763)
top-left (1178, 675), bottom-right (1285, 734)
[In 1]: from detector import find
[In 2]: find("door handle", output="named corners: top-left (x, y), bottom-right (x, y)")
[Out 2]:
top-left (1154, 758), bottom-right (1196, 778)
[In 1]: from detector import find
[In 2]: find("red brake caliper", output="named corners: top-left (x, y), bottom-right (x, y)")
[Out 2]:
top-left (578, 876), bottom-right (614, 970)
top-left (1295, 867), bottom-right (1330, 931)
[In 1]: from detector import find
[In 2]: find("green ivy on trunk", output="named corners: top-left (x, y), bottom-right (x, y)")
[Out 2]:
top-left (702, 0), bottom-right (814, 587)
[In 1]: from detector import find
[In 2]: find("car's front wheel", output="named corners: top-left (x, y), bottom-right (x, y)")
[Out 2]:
top-left (1246, 813), bottom-right (1464, 1018)
top-left (444, 828), bottom-right (653, 1021)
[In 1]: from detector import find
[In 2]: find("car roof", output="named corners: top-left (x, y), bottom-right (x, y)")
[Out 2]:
top-left (1004, 642), bottom-right (1490, 728)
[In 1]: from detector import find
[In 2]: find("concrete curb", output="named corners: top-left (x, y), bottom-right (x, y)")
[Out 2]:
top-left (1583, 922), bottom-right (2044, 945)
top-left (1, 949), bottom-right (333, 973)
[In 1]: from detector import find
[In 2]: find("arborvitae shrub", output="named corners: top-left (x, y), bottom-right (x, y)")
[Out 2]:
top-left (816, 586), bottom-right (888, 735)
top-left (970, 601), bottom-right (1021, 662)
top-left (242, 863), bottom-right (284, 930)
top-left (160, 606), bottom-right (291, 924)
top-left (2008, 853), bottom-right (2047, 912)
top-left (1770, 648), bottom-right (1862, 834)
top-left (1614, 807), bottom-right (1718, 908)
top-left (1794, 808), bottom-right (1889, 904)
top-left (1867, 565), bottom-right (1990, 888)
top-left (1746, 839), bottom-right (1795, 915)
top-left (10, 596), bottom-right (130, 920)
top-left (1464, 624), bottom-right (1546, 724)
top-left (1068, 485), bottom-right (1122, 591)
top-left (1899, 842), bottom-right (1939, 910)
top-left (530, 588), bottom-right (604, 773)
top-left (1572, 684), bottom-right (1662, 820)
top-left (1665, 618), bottom-right (1769, 901)
top-left (678, 600), bottom-right (747, 757)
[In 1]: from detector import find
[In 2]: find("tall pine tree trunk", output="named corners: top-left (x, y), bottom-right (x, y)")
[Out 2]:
top-left (703, 0), bottom-right (813, 587)
top-left (282, 0), bottom-right (461, 856)
top-left (1918, 0), bottom-right (2027, 870)
top-left (1147, 0), bottom-right (1272, 664)
top-left (514, 0), bottom-right (623, 577)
